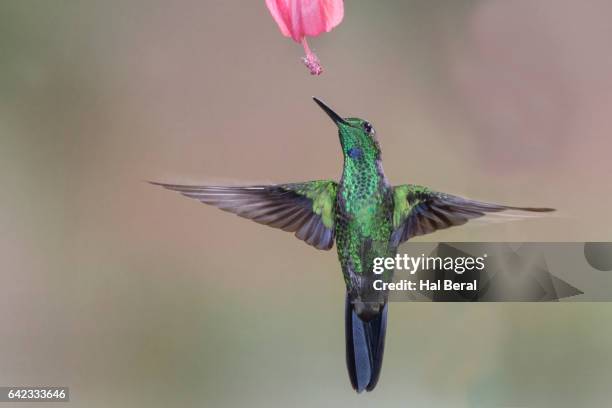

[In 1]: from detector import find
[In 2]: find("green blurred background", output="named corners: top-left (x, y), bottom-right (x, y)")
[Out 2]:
top-left (2, 0), bottom-right (612, 406)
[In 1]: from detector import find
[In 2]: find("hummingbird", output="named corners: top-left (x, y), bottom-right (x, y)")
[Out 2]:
top-left (152, 98), bottom-right (554, 393)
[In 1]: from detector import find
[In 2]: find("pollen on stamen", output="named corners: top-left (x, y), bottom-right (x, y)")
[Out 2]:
top-left (301, 38), bottom-right (323, 76)
top-left (302, 54), bottom-right (323, 75)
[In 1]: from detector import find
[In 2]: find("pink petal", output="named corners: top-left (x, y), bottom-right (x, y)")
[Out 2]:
top-left (265, 0), bottom-right (344, 43)
top-left (322, 0), bottom-right (344, 31)
top-left (265, 0), bottom-right (293, 39)
top-left (302, 0), bottom-right (344, 37)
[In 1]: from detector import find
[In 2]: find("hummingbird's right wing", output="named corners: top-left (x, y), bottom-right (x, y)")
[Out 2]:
top-left (151, 180), bottom-right (338, 250)
top-left (390, 184), bottom-right (555, 246)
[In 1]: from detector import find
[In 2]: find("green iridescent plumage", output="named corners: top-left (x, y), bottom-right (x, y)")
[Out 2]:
top-left (393, 184), bottom-right (429, 228)
top-left (288, 180), bottom-right (337, 229)
top-left (333, 117), bottom-right (394, 291)
top-left (152, 97), bottom-right (555, 393)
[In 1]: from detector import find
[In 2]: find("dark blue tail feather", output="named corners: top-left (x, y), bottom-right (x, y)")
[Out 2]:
top-left (345, 294), bottom-right (388, 393)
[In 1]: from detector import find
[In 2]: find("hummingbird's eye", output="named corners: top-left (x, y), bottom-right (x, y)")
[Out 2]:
top-left (363, 122), bottom-right (373, 134)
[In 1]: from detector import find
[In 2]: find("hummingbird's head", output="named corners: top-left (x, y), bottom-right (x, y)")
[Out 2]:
top-left (313, 97), bottom-right (381, 162)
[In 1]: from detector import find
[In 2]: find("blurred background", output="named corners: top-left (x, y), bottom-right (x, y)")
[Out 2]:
top-left (2, 0), bottom-right (612, 406)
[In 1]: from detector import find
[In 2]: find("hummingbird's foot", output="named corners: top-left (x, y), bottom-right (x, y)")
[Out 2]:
top-left (353, 301), bottom-right (383, 322)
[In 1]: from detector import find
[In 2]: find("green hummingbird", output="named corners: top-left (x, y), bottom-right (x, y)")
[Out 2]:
top-left (152, 98), bottom-right (554, 393)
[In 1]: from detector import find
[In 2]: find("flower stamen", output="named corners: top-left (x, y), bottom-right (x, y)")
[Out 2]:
top-left (301, 38), bottom-right (323, 76)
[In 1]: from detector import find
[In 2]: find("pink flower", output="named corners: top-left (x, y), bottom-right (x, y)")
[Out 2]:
top-left (265, 0), bottom-right (344, 75)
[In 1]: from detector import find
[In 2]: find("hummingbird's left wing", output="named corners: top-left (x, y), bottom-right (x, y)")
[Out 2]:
top-left (151, 180), bottom-right (337, 250)
top-left (391, 184), bottom-right (554, 246)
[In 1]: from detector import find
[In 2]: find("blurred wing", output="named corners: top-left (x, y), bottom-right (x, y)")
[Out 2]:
top-left (391, 184), bottom-right (555, 246)
top-left (152, 180), bottom-right (338, 250)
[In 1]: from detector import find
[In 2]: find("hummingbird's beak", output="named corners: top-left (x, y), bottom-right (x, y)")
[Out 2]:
top-left (313, 97), bottom-right (349, 126)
